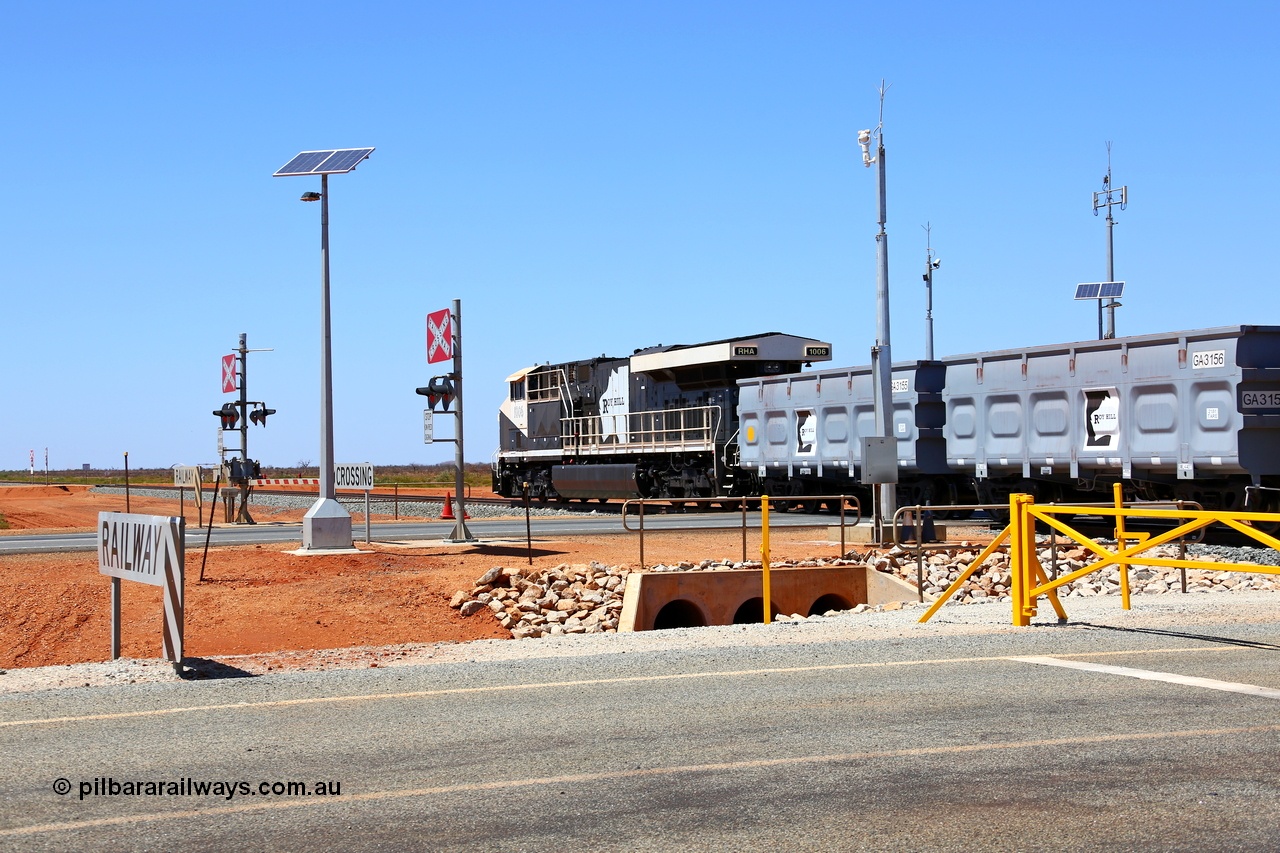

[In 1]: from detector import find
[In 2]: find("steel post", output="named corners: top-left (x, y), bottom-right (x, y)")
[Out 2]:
top-left (303, 172), bottom-right (353, 549)
top-left (873, 132), bottom-right (895, 527)
top-left (446, 298), bottom-right (474, 542)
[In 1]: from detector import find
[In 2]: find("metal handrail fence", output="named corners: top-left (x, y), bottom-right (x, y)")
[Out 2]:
top-left (896, 498), bottom-right (1205, 606)
top-left (916, 486), bottom-right (1280, 626)
top-left (621, 495), bottom-right (862, 571)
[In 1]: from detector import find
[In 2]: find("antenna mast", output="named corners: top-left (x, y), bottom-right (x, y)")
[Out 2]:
top-left (923, 223), bottom-right (940, 361)
top-left (1092, 142), bottom-right (1128, 339)
top-left (860, 80), bottom-right (895, 537)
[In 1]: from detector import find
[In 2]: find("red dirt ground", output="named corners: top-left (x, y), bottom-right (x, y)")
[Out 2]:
top-left (0, 486), bottom-right (844, 669)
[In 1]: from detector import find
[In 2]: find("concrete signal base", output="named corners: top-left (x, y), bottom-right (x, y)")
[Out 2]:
top-left (302, 498), bottom-right (353, 551)
top-left (617, 565), bottom-right (920, 632)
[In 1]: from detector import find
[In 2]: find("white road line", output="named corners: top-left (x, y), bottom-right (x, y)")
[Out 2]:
top-left (1012, 655), bottom-right (1280, 699)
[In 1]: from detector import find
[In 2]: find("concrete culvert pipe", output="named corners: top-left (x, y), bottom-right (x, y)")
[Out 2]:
top-left (732, 597), bottom-right (780, 625)
top-left (652, 599), bottom-right (707, 630)
top-left (808, 593), bottom-right (854, 616)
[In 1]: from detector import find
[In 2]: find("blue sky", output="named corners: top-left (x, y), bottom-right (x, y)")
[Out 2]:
top-left (2, 1), bottom-right (1275, 470)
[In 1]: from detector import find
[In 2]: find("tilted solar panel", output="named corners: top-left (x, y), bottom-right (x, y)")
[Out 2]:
top-left (317, 148), bottom-right (373, 173)
top-left (274, 148), bottom-right (374, 176)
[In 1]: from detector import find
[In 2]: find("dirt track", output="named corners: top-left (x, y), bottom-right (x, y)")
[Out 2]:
top-left (0, 485), bottom-right (844, 669)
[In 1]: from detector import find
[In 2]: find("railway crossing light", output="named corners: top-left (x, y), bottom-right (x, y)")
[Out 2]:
top-left (250, 407), bottom-right (277, 427)
top-left (416, 375), bottom-right (455, 412)
top-left (214, 402), bottom-right (239, 430)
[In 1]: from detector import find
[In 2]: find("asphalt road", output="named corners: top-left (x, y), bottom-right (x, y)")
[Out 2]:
top-left (3, 613), bottom-right (1279, 851)
top-left (0, 511), bottom-right (856, 555)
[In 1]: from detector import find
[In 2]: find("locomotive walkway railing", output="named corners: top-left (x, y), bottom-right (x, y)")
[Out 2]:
top-left (561, 405), bottom-right (723, 455)
top-left (916, 485), bottom-right (1280, 626)
top-left (621, 495), bottom-right (862, 571)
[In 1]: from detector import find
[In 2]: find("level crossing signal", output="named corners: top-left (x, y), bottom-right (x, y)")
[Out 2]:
top-left (249, 407), bottom-right (276, 427)
top-left (416, 375), bottom-right (455, 411)
top-left (213, 402), bottom-right (239, 429)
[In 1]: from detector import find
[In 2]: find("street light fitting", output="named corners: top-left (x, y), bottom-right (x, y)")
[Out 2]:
top-left (300, 191), bottom-right (322, 202)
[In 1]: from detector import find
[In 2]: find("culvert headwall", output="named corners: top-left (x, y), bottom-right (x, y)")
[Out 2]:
top-left (617, 565), bottom-right (919, 631)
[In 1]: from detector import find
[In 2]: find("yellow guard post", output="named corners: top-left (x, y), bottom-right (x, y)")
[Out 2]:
top-left (761, 495), bottom-right (772, 624)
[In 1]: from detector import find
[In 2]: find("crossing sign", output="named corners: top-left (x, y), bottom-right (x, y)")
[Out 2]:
top-left (427, 308), bottom-right (453, 364)
top-left (221, 354), bottom-right (237, 393)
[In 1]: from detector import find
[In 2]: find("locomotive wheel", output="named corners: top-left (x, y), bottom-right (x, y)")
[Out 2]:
top-left (719, 500), bottom-right (743, 512)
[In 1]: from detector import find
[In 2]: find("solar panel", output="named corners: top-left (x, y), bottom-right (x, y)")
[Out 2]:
top-left (1075, 282), bottom-right (1101, 300)
top-left (1099, 281), bottom-right (1125, 298)
top-left (274, 148), bottom-right (375, 177)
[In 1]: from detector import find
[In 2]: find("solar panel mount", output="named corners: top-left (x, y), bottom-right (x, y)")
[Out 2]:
top-left (1074, 281), bottom-right (1125, 300)
top-left (274, 148), bottom-right (375, 177)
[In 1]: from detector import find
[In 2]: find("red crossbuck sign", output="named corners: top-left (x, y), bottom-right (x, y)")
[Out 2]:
top-left (427, 308), bottom-right (453, 364)
top-left (221, 354), bottom-right (237, 394)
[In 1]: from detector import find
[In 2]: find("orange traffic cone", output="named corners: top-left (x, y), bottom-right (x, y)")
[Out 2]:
top-left (439, 493), bottom-right (470, 520)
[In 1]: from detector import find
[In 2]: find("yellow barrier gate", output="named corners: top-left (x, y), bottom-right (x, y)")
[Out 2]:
top-left (921, 485), bottom-right (1280, 626)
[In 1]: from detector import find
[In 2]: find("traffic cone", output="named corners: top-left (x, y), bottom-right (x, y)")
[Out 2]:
top-left (439, 493), bottom-right (470, 520)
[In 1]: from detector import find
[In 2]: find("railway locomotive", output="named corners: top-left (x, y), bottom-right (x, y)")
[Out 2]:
top-left (492, 333), bottom-right (833, 503)
top-left (493, 325), bottom-right (1280, 515)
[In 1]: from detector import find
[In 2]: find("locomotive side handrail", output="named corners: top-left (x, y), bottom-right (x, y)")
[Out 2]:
top-left (621, 495), bottom-right (862, 570)
top-left (562, 404), bottom-right (724, 455)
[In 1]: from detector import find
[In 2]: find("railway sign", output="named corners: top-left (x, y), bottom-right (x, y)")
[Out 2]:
top-left (334, 462), bottom-right (374, 491)
top-left (221, 353), bottom-right (237, 393)
top-left (427, 308), bottom-right (453, 364)
top-left (424, 410), bottom-right (434, 444)
top-left (173, 466), bottom-right (201, 488)
top-left (98, 512), bottom-right (185, 664)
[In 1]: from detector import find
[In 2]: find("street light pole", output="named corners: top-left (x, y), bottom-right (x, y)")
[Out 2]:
top-left (300, 172), bottom-right (352, 549)
top-left (274, 147), bottom-right (375, 551)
